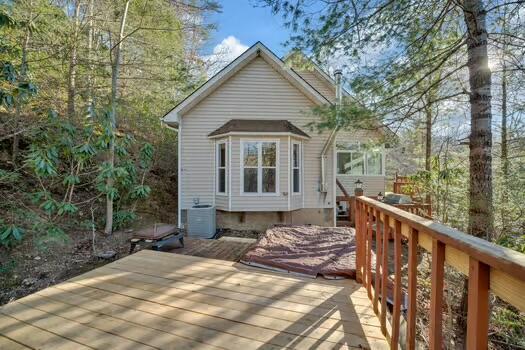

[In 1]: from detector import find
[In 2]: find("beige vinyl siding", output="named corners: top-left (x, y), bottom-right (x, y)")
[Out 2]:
top-left (294, 70), bottom-right (335, 101)
top-left (215, 195), bottom-right (228, 210)
top-left (180, 57), bottom-right (334, 211)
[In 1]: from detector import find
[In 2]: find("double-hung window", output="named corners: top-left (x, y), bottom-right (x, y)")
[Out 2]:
top-left (242, 141), bottom-right (278, 194)
top-left (216, 141), bottom-right (227, 194)
top-left (292, 142), bottom-right (301, 193)
top-left (337, 142), bottom-right (383, 175)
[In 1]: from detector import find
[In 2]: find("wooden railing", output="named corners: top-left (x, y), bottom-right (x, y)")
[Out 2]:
top-left (393, 203), bottom-right (432, 219)
top-left (355, 196), bottom-right (525, 350)
top-left (393, 173), bottom-right (411, 195)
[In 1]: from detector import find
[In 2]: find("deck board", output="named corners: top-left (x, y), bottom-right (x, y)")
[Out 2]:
top-left (0, 250), bottom-right (388, 349)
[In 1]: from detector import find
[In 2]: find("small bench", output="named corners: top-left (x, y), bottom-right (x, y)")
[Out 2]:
top-left (129, 224), bottom-right (184, 254)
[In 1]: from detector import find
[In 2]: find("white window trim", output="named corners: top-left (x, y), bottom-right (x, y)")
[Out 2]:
top-left (292, 141), bottom-right (302, 195)
top-left (240, 139), bottom-right (280, 196)
top-left (216, 140), bottom-right (228, 195)
top-left (336, 142), bottom-right (385, 177)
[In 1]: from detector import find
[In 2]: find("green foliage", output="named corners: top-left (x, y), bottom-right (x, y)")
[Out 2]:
top-left (0, 169), bottom-right (20, 184)
top-left (112, 210), bottom-right (137, 230)
top-left (0, 260), bottom-right (17, 275)
top-left (492, 307), bottom-right (525, 348)
top-left (34, 225), bottom-right (70, 251)
top-left (131, 184), bottom-right (151, 199)
top-left (0, 221), bottom-right (24, 248)
top-left (497, 234), bottom-right (525, 254)
top-left (26, 145), bottom-right (59, 177)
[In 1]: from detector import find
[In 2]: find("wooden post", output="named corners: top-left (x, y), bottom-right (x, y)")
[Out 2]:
top-left (406, 228), bottom-right (419, 350)
top-left (373, 208), bottom-right (382, 315)
top-left (429, 239), bottom-right (445, 349)
top-left (380, 214), bottom-right (389, 335)
top-left (466, 258), bottom-right (490, 350)
top-left (366, 206), bottom-right (374, 299)
top-left (391, 220), bottom-right (403, 348)
top-left (355, 200), bottom-right (363, 283)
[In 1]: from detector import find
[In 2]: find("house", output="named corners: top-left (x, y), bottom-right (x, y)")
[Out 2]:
top-left (162, 42), bottom-right (387, 230)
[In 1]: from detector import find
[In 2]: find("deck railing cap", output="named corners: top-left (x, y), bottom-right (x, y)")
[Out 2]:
top-left (357, 196), bottom-right (525, 278)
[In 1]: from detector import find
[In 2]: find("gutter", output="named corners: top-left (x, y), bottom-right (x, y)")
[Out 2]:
top-left (161, 116), bottom-right (179, 132)
top-left (320, 69), bottom-right (342, 193)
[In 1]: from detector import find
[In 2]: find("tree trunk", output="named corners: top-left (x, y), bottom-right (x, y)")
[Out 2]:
top-left (500, 64), bottom-right (508, 232)
top-left (459, 1), bottom-right (494, 346)
top-left (12, 0), bottom-right (33, 165)
top-left (104, 0), bottom-right (130, 235)
top-left (86, 0), bottom-right (95, 119)
top-left (463, 0), bottom-right (494, 240)
top-left (66, 0), bottom-right (81, 119)
top-left (425, 105), bottom-right (432, 173)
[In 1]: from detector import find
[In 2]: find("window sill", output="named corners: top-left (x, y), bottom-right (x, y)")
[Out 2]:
top-left (336, 174), bottom-right (385, 177)
top-left (240, 193), bottom-right (281, 197)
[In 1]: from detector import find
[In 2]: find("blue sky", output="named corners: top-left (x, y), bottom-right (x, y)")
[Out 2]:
top-left (203, 0), bottom-right (292, 58)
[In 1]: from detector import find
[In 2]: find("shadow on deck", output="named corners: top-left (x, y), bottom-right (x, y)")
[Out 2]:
top-left (0, 250), bottom-right (389, 349)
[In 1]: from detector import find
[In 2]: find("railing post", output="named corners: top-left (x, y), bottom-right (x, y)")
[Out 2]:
top-left (406, 228), bottom-right (419, 350)
top-left (355, 200), bottom-right (363, 283)
top-left (380, 214), bottom-right (389, 336)
top-left (466, 258), bottom-right (490, 350)
top-left (391, 220), bottom-right (403, 348)
top-left (429, 239), bottom-right (445, 349)
top-left (373, 208), bottom-right (382, 315)
top-left (366, 206), bottom-right (374, 300)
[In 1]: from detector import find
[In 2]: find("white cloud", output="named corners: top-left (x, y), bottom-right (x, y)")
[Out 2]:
top-left (204, 36), bottom-right (249, 76)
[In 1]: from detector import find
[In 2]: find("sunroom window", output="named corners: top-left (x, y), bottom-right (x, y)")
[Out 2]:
top-left (337, 142), bottom-right (383, 176)
top-left (242, 141), bottom-right (278, 194)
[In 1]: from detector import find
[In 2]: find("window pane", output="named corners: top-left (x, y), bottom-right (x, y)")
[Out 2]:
top-left (336, 142), bottom-right (359, 151)
top-left (350, 152), bottom-right (365, 175)
top-left (293, 144), bottom-right (299, 168)
top-left (262, 168), bottom-right (276, 193)
top-left (218, 143), bottom-right (226, 167)
top-left (367, 151), bottom-right (382, 175)
top-left (218, 169), bottom-right (226, 192)
top-left (261, 142), bottom-right (276, 166)
top-left (337, 153), bottom-right (351, 174)
top-left (243, 142), bottom-right (258, 166)
top-left (293, 169), bottom-right (300, 193)
top-left (243, 168), bottom-right (258, 192)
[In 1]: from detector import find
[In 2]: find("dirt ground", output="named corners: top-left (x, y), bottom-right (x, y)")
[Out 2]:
top-left (0, 228), bottom-right (136, 306)
top-left (0, 223), bottom-right (263, 306)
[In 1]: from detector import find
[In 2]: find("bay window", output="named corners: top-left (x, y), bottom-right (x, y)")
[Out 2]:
top-left (242, 141), bottom-right (278, 194)
top-left (292, 142), bottom-right (301, 193)
top-left (337, 142), bottom-right (383, 176)
top-left (216, 141), bottom-right (227, 194)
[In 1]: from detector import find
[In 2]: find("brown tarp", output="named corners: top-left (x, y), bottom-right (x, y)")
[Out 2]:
top-left (241, 224), bottom-right (407, 309)
top-left (240, 225), bottom-right (357, 279)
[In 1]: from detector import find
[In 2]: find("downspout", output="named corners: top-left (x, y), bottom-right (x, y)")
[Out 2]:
top-left (320, 69), bottom-right (342, 192)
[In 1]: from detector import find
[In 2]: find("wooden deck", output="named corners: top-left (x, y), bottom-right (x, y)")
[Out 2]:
top-left (0, 250), bottom-right (388, 350)
top-left (168, 237), bottom-right (255, 261)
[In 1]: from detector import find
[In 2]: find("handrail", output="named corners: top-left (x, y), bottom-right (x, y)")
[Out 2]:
top-left (393, 203), bottom-right (432, 219)
top-left (355, 196), bottom-right (525, 350)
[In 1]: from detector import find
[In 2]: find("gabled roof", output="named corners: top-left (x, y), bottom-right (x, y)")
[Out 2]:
top-left (162, 42), bottom-right (332, 125)
top-left (282, 51), bottom-right (350, 97)
top-left (208, 119), bottom-right (310, 139)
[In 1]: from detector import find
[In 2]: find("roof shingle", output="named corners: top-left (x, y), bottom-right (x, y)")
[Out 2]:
top-left (208, 119), bottom-right (310, 138)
